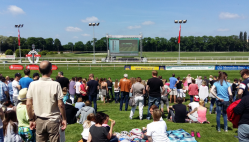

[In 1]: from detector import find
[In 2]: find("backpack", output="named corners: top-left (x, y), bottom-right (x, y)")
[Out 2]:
top-left (227, 99), bottom-right (241, 128)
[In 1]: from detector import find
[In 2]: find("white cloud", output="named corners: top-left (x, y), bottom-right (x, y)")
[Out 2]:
top-left (219, 12), bottom-right (240, 19)
top-left (8, 5), bottom-right (25, 15)
top-left (55, 34), bottom-right (60, 37)
top-left (81, 16), bottom-right (99, 23)
top-left (72, 36), bottom-right (78, 39)
top-left (127, 25), bottom-right (141, 29)
top-left (217, 28), bottom-right (230, 32)
top-left (82, 34), bottom-right (91, 37)
top-left (142, 21), bottom-right (155, 25)
top-left (65, 27), bottom-right (82, 32)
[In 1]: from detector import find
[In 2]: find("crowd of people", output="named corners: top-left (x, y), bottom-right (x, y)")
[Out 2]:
top-left (0, 60), bottom-right (248, 141)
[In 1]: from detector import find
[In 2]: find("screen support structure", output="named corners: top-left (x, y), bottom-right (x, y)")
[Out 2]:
top-left (106, 33), bottom-right (143, 58)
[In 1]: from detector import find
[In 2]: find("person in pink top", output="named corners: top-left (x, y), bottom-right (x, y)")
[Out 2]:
top-left (186, 74), bottom-right (192, 86)
top-left (188, 79), bottom-right (198, 102)
top-left (79, 79), bottom-right (88, 102)
top-left (187, 99), bottom-right (209, 123)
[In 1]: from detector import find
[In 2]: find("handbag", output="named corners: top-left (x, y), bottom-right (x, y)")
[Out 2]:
top-left (129, 85), bottom-right (136, 107)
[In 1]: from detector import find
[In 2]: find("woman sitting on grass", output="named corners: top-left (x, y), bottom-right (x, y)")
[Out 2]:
top-left (87, 112), bottom-right (115, 142)
top-left (81, 113), bottom-right (95, 142)
top-left (187, 99), bottom-right (209, 123)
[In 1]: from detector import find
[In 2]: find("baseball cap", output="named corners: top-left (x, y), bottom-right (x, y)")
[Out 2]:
top-left (194, 96), bottom-right (200, 102)
top-left (15, 73), bottom-right (21, 77)
top-left (33, 73), bottom-right (40, 78)
top-left (124, 74), bottom-right (128, 78)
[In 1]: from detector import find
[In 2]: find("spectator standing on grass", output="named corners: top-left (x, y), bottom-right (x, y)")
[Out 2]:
top-left (169, 74), bottom-right (177, 103)
top-left (161, 80), bottom-right (171, 114)
top-left (0, 100), bottom-right (4, 141)
top-left (119, 74), bottom-right (131, 111)
top-left (19, 69), bottom-right (33, 89)
top-left (146, 71), bottom-right (164, 120)
top-left (209, 76), bottom-right (217, 114)
top-left (69, 77), bottom-right (76, 104)
top-left (196, 76), bottom-right (202, 91)
top-left (12, 73), bottom-right (21, 106)
top-left (101, 78), bottom-right (108, 103)
top-left (114, 79), bottom-right (119, 103)
top-left (238, 69), bottom-right (249, 99)
top-left (186, 74), bottom-right (192, 86)
top-left (211, 72), bottom-right (232, 132)
top-left (32, 73), bottom-right (40, 81)
top-left (129, 77), bottom-right (145, 120)
top-left (203, 76), bottom-right (210, 88)
top-left (199, 81), bottom-right (209, 105)
top-left (188, 79), bottom-right (198, 102)
top-left (75, 77), bottom-right (83, 104)
top-left (176, 77), bottom-right (185, 102)
top-left (26, 61), bottom-right (67, 141)
top-left (76, 100), bottom-right (95, 124)
top-left (8, 78), bottom-right (14, 104)
top-left (0, 77), bottom-right (8, 104)
top-left (107, 78), bottom-right (114, 100)
top-left (232, 78), bottom-right (239, 102)
top-left (86, 74), bottom-right (99, 112)
top-left (79, 79), bottom-right (88, 102)
top-left (56, 71), bottom-right (69, 89)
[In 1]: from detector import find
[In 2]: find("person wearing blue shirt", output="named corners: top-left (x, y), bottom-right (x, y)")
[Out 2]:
top-left (211, 72), bottom-right (232, 132)
top-left (19, 69), bottom-right (33, 89)
top-left (8, 78), bottom-right (14, 104)
top-left (169, 74), bottom-right (178, 104)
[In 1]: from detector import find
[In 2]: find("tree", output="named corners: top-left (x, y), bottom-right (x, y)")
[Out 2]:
top-left (45, 38), bottom-right (54, 51)
top-left (54, 38), bottom-right (62, 51)
top-left (244, 32), bottom-right (248, 51)
top-left (74, 41), bottom-right (84, 51)
top-left (5, 49), bottom-right (13, 55)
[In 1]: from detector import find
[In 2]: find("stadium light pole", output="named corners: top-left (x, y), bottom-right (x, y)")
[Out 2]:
top-left (15, 24), bottom-right (24, 61)
top-left (89, 22), bottom-right (99, 64)
top-left (174, 20), bottom-right (187, 64)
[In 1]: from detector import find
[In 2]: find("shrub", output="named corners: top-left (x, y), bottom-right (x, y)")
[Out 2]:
top-left (46, 51), bottom-right (55, 55)
top-left (53, 51), bottom-right (58, 54)
top-left (60, 51), bottom-right (63, 54)
top-left (5, 49), bottom-right (13, 55)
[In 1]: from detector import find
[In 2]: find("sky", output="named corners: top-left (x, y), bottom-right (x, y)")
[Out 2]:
top-left (0, 0), bottom-right (248, 45)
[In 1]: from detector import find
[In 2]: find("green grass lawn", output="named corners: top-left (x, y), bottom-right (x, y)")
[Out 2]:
top-left (43, 51), bottom-right (249, 58)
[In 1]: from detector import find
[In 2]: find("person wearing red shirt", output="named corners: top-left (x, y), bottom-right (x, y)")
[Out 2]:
top-left (188, 79), bottom-right (198, 102)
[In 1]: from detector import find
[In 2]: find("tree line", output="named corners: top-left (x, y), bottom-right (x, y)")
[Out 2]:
top-left (0, 31), bottom-right (248, 53)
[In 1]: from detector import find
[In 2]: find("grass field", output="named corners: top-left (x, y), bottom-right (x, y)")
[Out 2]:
top-left (1, 66), bottom-right (241, 142)
top-left (43, 52), bottom-right (249, 58)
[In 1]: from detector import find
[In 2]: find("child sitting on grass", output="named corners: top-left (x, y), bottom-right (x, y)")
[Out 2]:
top-left (102, 114), bottom-right (118, 142)
top-left (81, 113), bottom-right (95, 142)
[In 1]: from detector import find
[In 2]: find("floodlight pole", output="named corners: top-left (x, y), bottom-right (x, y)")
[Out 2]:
top-left (93, 26), bottom-right (95, 62)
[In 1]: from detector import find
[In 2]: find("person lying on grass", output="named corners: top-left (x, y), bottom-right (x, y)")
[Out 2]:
top-left (87, 112), bottom-right (115, 142)
top-left (187, 99), bottom-right (210, 124)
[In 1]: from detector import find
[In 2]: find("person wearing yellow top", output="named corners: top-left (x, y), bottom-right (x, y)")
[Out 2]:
top-left (16, 88), bottom-right (36, 142)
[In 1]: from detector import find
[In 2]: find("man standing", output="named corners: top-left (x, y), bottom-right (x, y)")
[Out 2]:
top-left (146, 71), bottom-right (164, 120)
top-left (238, 69), bottom-right (249, 99)
top-left (203, 76), bottom-right (210, 88)
top-left (56, 71), bottom-right (69, 89)
top-left (86, 74), bottom-right (99, 112)
top-left (119, 74), bottom-right (131, 111)
top-left (12, 73), bottom-right (21, 106)
top-left (69, 77), bottom-right (76, 104)
top-left (19, 69), bottom-right (33, 89)
top-left (26, 61), bottom-right (67, 141)
top-left (75, 77), bottom-right (82, 103)
top-left (169, 74), bottom-right (177, 103)
top-left (0, 77), bottom-right (8, 104)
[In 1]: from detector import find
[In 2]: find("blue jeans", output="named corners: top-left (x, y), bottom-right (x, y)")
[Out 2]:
top-left (89, 95), bottom-right (97, 112)
top-left (238, 124), bottom-right (249, 142)
top-left (120, 92), bottom-right (129, 111)
top-left (216, 100), bottom-right (229, 130)
top-left (209, 98), bottom-right (217, 113)
top-left (115, 92), bottom-right (119, 102)
top-left (108, 87), bottom-right (114, 99)
top-left (9, 94), bottom-right (13, 104)
top-left (190, 95), bottom-right (194, 102)
top-left (0, 128), bottom-right (4, 142)
top-left (233, 91), bottom-right (238, 102)
top-left (147, 96), bottom-right (161, 119)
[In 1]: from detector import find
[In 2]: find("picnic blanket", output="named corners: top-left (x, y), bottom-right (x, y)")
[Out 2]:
top-left (167, 129), bottom-right (197, 142)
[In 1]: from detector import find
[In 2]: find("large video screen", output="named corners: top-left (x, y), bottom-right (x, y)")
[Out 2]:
top-left (109, 38), bottom-right (139, 56)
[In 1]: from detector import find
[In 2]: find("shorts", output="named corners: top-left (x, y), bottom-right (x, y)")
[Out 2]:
top-left (170, 88), bottom-right (177, 96)
top-left (160, 96), bottom-right (169, 109)
top-left (18, 127), bottom-right (36, 142)
top-left (177, 89), bottom-right (186, 98)
top-left (102, 89), bottom-right (107, 97)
